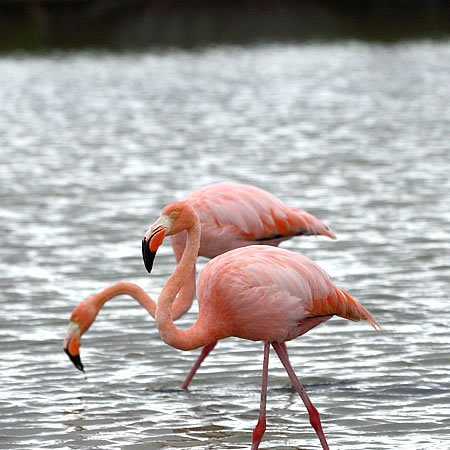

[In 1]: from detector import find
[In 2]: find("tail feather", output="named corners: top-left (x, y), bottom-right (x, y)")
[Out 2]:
top-left (336, 288), bottom-right (382, 331)
top-left (288, 207), bottom-right (337, 239)
top-left (311, 287), bottom-right (382, 331)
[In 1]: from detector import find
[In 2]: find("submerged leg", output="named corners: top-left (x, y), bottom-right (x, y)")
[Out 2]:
top-left (251, 342), bottom-right (270, 450)
top-left (181, 341), bottom-right (217, 389)
top-left (272, 342), bottom-right (329, 450)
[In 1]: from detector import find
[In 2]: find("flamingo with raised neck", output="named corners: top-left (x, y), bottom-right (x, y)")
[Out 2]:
top-left (142, 201), bottom-right (381, 449)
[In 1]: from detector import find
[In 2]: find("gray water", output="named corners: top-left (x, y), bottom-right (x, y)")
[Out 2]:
top-left (1, 41), bottom-right (449, 449)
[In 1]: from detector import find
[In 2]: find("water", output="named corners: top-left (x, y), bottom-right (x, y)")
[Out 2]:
top-left (1, 41), bottom-right (449, 449)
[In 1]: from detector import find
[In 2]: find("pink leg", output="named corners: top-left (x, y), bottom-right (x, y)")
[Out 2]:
top-left (251, 342), bottom-right (270, 450)
top-left (181, 341), bottom-right (217, 389)
top-left (277, 342), bottom-right (296, 388)
top-left (272, 342), bottom-right (329, 450)
top-left (278, 341), bottom-right (288, 358)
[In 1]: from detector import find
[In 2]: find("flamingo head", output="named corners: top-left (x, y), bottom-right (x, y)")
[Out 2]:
top-left (142, 201), bottom-right (197, 273)
top-left (63, 299), bottom-right (100, 372)
top-left (63, 320), bottom-right (84, 372)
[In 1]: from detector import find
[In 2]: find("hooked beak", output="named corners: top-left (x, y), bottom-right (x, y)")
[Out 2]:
top-left (64, 320), bottom-right (84, 372)
top-left (142, 219), bottom-right (168, 273)
top-left (63, 321), bottom-right (84, 372)
top-left (64, 346), bottom-right (84, 372)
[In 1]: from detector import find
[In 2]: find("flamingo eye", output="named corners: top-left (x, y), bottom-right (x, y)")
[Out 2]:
top-left (170, 212), bottom-right (178, 220)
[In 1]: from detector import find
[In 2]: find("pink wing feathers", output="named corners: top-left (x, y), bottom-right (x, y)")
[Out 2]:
top-left (186, 183), bottom-right (335, 241)
top-left (196, 245), bottom-right (380, 343)
top-left (181, 183), bottom-right (336, 258)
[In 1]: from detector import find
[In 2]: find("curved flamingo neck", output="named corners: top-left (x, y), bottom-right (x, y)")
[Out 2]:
top-left (159, 218), bottom-right (200, 302)
top-left (170, 234), bottom-right (196, 321)
top-left (73, 275), bottom-right (196, 338)
top-left (156, 219), bottom-right (211, 351)
top-left (69, 282), bottom-right (156, 336)
top-left (88, 281), bottom-right (157, 317)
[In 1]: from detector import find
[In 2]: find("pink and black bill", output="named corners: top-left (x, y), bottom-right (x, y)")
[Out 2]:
top-left (143, 223), bottom-right (167, 272)
top-left (64, 346), bottom-right (84, 372)
top-left (142, 236), bottom-right (157, 273)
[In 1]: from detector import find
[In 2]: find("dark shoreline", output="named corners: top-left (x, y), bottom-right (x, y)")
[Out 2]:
top-left (1, 0), bottom-right (449, 51)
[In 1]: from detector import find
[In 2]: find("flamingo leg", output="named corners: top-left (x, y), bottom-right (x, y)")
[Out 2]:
top-left (181, 341), bottom-right (217, 389)
top-left (251, 342), bottom-right (270, 450)
top-left (272, 342), bottom-right (329, 450)
top-left (278, 341), bottom-right (288, 359)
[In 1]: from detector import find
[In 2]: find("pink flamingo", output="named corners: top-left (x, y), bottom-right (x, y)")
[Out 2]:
top-left (141, 201), bottom-right (380, 449)
top-left (64, 183), bottom-right (336, 387)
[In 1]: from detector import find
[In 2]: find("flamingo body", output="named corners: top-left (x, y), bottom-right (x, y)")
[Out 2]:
top-left (171, 182), bottom-right (335, 260)
top-left (161, 245), bottom-right (379, 348)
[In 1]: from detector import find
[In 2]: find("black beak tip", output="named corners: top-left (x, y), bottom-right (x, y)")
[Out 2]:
top-left (142, 237), bottom-right (156, 273)
top-left (64, 347), bottom-right (85, 372)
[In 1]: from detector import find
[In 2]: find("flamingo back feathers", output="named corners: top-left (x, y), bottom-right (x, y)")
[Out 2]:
top-left (185, 183), bottom-right (335, 241)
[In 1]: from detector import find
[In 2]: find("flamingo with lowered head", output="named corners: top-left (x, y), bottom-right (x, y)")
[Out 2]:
top-left (140, 201), bottom-right (381, 449)
top-left (64, 183), bottom-right (336, 387)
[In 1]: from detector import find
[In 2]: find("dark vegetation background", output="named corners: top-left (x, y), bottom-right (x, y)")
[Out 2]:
top-left (1, 0), bottom-right (449, 51)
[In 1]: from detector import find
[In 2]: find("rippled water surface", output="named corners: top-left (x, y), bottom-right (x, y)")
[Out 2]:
top-left (1, 41), bottom-right (449, 449)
